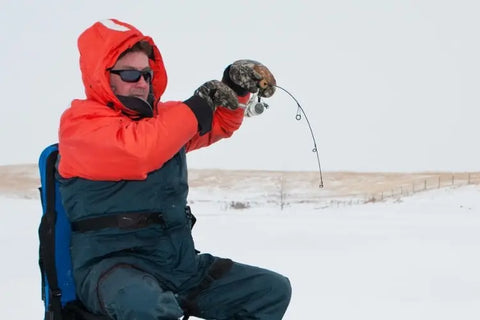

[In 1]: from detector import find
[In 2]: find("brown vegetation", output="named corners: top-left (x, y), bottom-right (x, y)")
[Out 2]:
top-left (3, 164), bottom-right (478, 203)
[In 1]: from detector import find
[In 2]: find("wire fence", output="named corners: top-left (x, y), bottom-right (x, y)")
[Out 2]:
top-left (364, 172), bottom-right (480, 203)
top-left (188, 170), bottom-right (480, 210)
top-left (2, 165), bottom-right (478, 210)
top-left (275, 172), bottom-right (480, 209)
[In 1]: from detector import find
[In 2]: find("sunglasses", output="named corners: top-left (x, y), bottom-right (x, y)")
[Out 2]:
top-left (109, 69), bottom-right (153, 83)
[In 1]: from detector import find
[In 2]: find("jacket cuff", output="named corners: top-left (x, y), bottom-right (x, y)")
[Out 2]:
top-left (183, 95), bottom-right (213, 135)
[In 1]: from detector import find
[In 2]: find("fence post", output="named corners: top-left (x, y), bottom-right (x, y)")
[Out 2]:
top-left (452, 175), bottom-right (454, 185)
top-left (468, 173), bottom-right (471, 184)
top-left (280, 174), bottom-right (285, 211)
top-left (438, 176), bottom-right (441, 188)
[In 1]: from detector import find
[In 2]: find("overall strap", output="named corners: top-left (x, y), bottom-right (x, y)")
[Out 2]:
top-left (71, 206), bottom-right (196, 233)
top-left (71, 212), bottom-right (165, 232)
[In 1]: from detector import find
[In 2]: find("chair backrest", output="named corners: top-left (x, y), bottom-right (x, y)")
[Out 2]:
top-left (38, 143), bottom-right (77, 319)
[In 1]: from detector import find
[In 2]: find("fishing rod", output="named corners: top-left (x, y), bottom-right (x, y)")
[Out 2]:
top-left (244, 86), bottom-right (324, 188)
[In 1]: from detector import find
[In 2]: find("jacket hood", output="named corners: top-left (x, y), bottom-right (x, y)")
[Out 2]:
top-left (77, 19), bottom-right (167, 113)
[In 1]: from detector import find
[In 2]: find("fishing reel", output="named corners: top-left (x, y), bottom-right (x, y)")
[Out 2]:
top-left (244, 93), bottom-right (269, 117)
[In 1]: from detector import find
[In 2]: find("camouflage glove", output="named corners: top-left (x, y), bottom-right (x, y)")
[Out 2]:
top-left (184, 80), bottom-right (239, 136)
top-left (222, 59), bottom-right (277, 98)
top-left (194, 80), bottom-right (239, 110)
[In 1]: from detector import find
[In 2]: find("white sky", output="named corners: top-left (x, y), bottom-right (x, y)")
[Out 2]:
top-left (1, 0), bottom-right (479, 172)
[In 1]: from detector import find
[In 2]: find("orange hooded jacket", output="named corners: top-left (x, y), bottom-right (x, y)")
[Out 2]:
top-left (58, 19), bottom-right (248, 181)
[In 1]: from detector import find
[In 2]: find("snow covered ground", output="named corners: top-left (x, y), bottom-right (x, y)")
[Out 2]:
top-left (1, 184), bottom-right (480, 319)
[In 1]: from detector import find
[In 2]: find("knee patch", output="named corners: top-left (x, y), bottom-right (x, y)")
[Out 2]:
top-left (97, 265), bottom-right (184, 320)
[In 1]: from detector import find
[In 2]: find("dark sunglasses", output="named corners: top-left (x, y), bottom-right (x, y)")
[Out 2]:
top-left (109, 69), bottom-right (153, 83)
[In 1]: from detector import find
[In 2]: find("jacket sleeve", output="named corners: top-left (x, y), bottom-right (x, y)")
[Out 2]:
top-left (185, 94), bottom-right (249, 152)
top-left (58, 100), bottom-right (199, 180)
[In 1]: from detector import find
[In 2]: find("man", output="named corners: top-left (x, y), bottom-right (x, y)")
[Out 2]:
top-left (57, 19), bottom-right (291, 320)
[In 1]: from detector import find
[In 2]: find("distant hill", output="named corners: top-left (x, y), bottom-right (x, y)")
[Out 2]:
top-left (1, 164), bottom-right (479, 208)
top-left (0, 164), bottom-right (39, 199)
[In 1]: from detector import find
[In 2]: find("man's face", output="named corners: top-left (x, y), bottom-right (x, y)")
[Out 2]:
top-left (109, 51), bottom-right (151, 101)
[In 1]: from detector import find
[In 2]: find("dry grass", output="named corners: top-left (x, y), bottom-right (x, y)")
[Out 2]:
top-left (0, 164), bottom-right (39, 199)
top-left (2, 164), bottom-right (479, 203)
top-left (189, 170), bottom-right (480, 203)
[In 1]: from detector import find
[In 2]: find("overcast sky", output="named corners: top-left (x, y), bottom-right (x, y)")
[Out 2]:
top-left (1, 0), bottom-right (479, 172)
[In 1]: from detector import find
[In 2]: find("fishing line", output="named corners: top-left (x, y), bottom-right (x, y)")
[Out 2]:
top-left (273, 85), bottom-right (324, 188)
